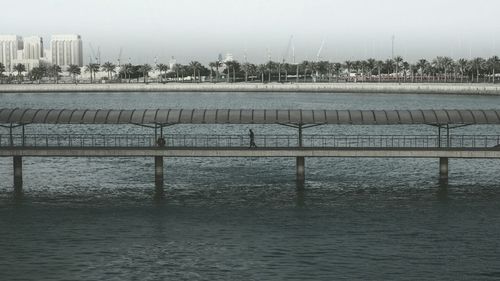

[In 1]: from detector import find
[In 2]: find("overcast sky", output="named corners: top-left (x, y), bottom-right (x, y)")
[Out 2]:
top-left (2, 0), bottom-right (499, 64)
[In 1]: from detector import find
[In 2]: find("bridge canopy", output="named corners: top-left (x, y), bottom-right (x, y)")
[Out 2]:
top-left (1, 108), bottom-right (500, 125)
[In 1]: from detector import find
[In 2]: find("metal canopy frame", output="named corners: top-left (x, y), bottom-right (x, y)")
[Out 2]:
top-left (2, 108), bottom-right (500, 149)
top-left (0, 123), bottom-right (29, 146)
top-left (2, 109), bottom-right (500, 126)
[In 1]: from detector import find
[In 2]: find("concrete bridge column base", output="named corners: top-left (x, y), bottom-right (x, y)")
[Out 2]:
top-left (296, 156), bottom-right (305, 183)
top-left (154, 156), bottom-right (164, 198)
top-left (13, 156), bottom-right (22, 194)
top-left (439, 157), bottom-right (448, 180)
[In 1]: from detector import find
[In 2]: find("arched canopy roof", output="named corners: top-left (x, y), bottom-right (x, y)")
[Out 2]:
top-left (1, 108), bottom-right (500, 125)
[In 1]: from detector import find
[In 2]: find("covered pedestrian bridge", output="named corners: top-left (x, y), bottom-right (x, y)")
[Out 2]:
top-left (1, 108), bottom-right (500, 197)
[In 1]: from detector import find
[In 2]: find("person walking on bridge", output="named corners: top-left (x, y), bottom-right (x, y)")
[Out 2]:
top-left (249, 129), bottom-right (257, 148)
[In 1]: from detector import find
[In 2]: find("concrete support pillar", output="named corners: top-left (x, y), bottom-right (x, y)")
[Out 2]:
top-left (154, 156), bottom-right (164, 198)
top-left (439, 157), bottom-right (448, 180)
top-left (13, 156), bottom-right (22, 194)
top-left (296, 156), bottom-right (305, 183)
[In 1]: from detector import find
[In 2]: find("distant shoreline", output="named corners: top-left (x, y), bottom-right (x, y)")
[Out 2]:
top-left (1, 83), bottom-right (500, 95)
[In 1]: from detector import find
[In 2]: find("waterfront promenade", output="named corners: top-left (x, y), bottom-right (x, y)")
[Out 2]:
top-left (1, 82), bottom-right (500, 95)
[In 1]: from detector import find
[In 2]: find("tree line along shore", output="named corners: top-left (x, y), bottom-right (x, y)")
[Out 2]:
top-left (0, 55), bottom-right (499, 85)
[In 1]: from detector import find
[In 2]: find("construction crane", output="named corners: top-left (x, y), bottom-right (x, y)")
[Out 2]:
top-left (96, 46), bottom-right (101, 64)
top-left (117, 47), bottom-right (123, 66)
top-left (282, 35), bottom-right (294, 63)
top-left (316, 38), bottom-right (325, 62)
top-left (88, 43), bottom-right (100, 64)
top-left (88, 43), bottom-right (96, 64)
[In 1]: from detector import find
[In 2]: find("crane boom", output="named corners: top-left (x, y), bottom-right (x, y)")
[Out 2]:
top-left (282, 35), bottom-right (293, 63)
top-left (88, 43), bottom-right (96, 64)
top-left (117, 47), bottom-right (123, 66)
top-left (316, 38), bottom-right (325, 61)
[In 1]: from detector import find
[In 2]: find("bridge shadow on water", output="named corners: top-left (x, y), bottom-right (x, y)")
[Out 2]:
top-left (436, 178), bottom-right (449, 201)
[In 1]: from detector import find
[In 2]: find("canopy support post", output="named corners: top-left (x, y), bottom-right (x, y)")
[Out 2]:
top-left (446, 124), bottom-right (450, 147)
top-left (438, 125), bottom-right (441, 148)
top-left (22, 124), bottom-right (25, 147)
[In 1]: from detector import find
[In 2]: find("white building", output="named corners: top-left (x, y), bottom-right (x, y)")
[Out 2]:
top-left (51, 34), bottom-right (83, 67)
top-left (0, 35), bottom-right (23, 71)
top-left (23, 36), bottom-right (43, 60)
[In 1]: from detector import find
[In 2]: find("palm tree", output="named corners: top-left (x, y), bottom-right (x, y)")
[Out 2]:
top-left (208, 62), bottom-right (216, 82)
top-left (326, 62), bottom-right (335, 82)
top-left (0, 62), bottom-right (5, 84)
top-left (209, 61), bottom-right (222, 82)
top-left (171, 63), bottom-right (181, 81)
top-left (352, 60), bottom-right (361, 78)
top-left (247, 63), bottom-right (257, 82)
top-left (416, 59), bottom-right (429, 82)
top-left (402, 61), bottom-right (410, 82)
top-left (156, 63), bottom-right (168, 83)
top-left (469, 58), bottom-right (486, 83)
top-left (441, 57), bottom-right (454, 82)
top-left (241, 62), bottom-right (253, 82)
top-left (101, 62), bottom-right (116, 80)
top-left (138, 64), bottom-right (152, 83)
top-left (309, 61), bottom-right (319, 82)
top-left (375, 60), bottom-right (384, 82)
top-left (257, 64), bottom-right (266, 83)
top-left (47, 65), bottom-right (62, 83)
top-left (384, 59), bottom-right (394, 79)
top-left (266, 61), bottom-right (278, 82)
top-left (487, 56), bottom-right (500, 84)
top-left (282, 63), bottom-right (292, 82)
top-left (29, 66), bottom-right (46, 84)
top-left (230, 60), bottom-right (240, 82)
top-left (67, 64), bottom-right (81, 83)
top-left (410, 63), bottom-right (418, 83)
top-left (343, 61), bottom-right (353, 81)
top-left (13, 63), bottom-right (26, 82)
top-left (189, 61), bottom-right (201, 82)
top-left (223, 61), bottom-right (233, 82)
top-left (300, 61), bottom-right (311, 82)
top-left (85, 63), bottom-right (100, 83)
top-left (457, 59), bottom-right (468, 83)
top-left (366, 59), bottom-right (376, 82)
top-left (178, 64), bottom-right (189, 82)
top-left (394, 56), bottom-right (403, 83)
top-left (121, 63), bottom-right (133, 82)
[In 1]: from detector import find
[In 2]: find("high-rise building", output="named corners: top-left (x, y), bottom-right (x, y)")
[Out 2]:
top-left (0, 35), bottom-right (23, 71)
top-left (51, 34), bottom-right (83, 67)
top-left (23, 36), bottom-right (43, 60)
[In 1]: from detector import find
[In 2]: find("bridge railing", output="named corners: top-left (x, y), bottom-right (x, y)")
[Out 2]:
top-left (1, 134), bottom-right (500, 148)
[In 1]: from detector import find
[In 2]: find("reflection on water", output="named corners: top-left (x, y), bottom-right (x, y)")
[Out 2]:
top-left (436, 178), bottom-right (449, 201)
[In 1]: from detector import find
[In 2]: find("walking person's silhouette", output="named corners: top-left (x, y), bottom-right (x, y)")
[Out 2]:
top-left (249, 129), bottom-right (257, 148)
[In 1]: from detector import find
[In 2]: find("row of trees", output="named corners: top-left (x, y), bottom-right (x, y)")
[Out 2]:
top-left (0, 62), bottom-right (67, 83)
top-left (200, 56), bottom-right (500, 84)
top-left (120, 56), bottom-right (500, 84)
top-left (1, 55), bottom-right (499, 84)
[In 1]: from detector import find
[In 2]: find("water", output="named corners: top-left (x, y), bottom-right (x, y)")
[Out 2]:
top-left (1, 92), bottom-right (500, 280)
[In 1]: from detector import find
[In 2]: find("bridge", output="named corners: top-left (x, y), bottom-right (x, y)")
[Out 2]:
top-left (2, 108), bottom-right (500, 197)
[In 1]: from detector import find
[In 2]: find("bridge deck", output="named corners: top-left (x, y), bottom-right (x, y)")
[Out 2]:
top-left (2, 147), bottom-right (500, 158)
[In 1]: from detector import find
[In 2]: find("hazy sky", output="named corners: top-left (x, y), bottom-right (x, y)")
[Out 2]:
top-left (2, 0), bottom-right (500, 64)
